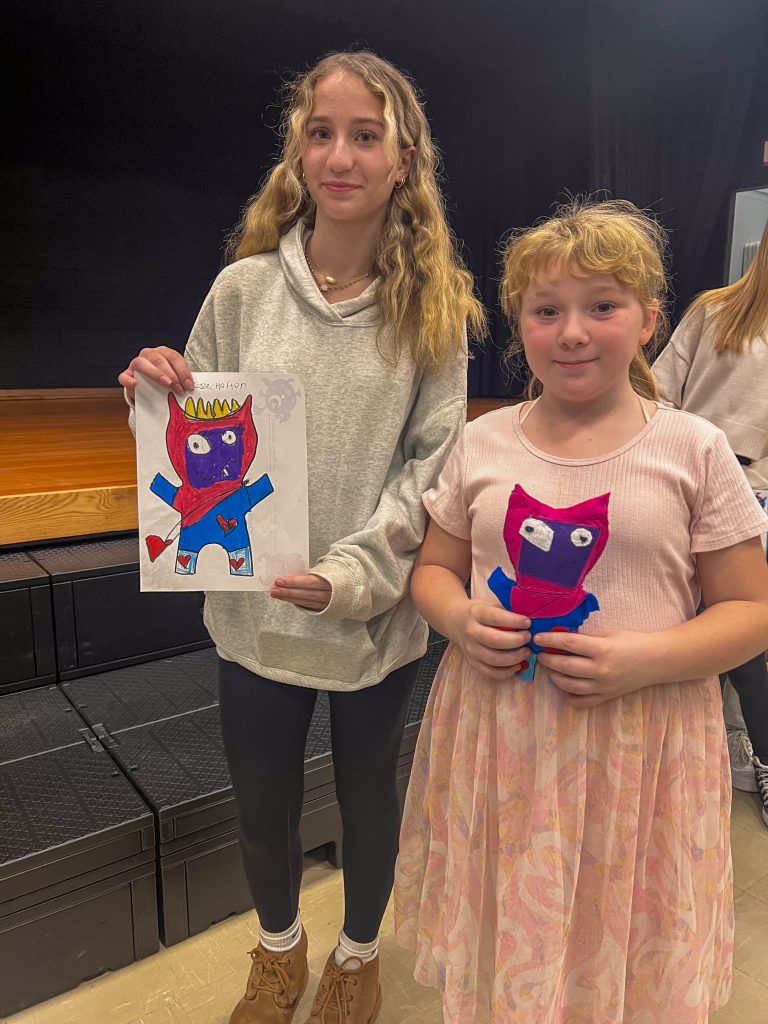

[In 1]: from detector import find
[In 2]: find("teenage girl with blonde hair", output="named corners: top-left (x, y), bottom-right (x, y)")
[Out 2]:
top-left (654, 219), bottom-right (768, 823)
top-left (395, 198), bottom-right (768, 1023)
top-left (119, 50), bottom-right (483, 1024)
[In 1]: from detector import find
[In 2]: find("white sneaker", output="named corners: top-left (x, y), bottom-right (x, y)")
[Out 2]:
top-left (727, 728), bottom-right (758, 792)
top-left (753, 756), bottom-right (768, 829)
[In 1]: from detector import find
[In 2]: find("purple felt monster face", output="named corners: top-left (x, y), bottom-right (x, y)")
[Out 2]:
top-left (503, 485), bottom-right (610, 593)
top-left (184, 426), bottom-right (245, 489)
top-left (518, 515), bottom-right (601, 587)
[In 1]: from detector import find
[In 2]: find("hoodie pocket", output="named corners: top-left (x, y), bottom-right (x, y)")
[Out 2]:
top-left (204, 593), bottom-right (379, 685)
top-left (256, 616), bottom-right (378, 684)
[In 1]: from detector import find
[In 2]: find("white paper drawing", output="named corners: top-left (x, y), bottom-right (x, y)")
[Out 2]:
top-left (135, 372), bottom-right (308, 591)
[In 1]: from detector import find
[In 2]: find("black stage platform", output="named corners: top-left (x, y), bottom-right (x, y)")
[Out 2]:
top-left (0, 540), bottom-right (447, 1013)
top-left (0, 686), bottom-right (159, 1016)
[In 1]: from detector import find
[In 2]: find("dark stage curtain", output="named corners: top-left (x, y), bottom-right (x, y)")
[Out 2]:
top-left (468, 0), bottom-right (768, 395)
top-left (584, 0), bottom-right (768, 330)
top-left (4, 1), bottom-right (768, 395)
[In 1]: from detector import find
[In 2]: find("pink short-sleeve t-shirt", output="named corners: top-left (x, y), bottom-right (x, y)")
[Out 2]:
top-left (424, 404), bottom-right (768, 637)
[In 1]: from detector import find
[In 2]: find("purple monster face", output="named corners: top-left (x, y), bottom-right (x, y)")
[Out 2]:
top-left (184, 426), bottom-right (245, 490)
top-left (518, 515), bottom-right (602, 588)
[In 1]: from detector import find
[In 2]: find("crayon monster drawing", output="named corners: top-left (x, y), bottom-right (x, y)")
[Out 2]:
top-left (135, 373), bottom-right (308, 592)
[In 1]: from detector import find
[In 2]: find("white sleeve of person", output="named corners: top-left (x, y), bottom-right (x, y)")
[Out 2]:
top-left (652, 312), bottom-right (699, 408)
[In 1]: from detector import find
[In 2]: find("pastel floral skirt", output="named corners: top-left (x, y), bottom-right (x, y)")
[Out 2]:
top-left (394, 644), bottom-right (733, 1024)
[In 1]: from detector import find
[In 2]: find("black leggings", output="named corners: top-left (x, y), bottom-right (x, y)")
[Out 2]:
top-left (727, 652), bottom-right (768, 763)
top-left (218, 657), bottom-right (417, 942)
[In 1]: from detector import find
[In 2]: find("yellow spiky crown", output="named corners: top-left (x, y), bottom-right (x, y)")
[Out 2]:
top-left (183, 397), bottom-right (241, 420)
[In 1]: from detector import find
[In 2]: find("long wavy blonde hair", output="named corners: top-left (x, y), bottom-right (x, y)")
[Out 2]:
top-left (226, 50), bottom-right (485, 370)
top-left (500, 198), bottom-right (670, 399)
top-left (681, 218), bottom-right (768, 353)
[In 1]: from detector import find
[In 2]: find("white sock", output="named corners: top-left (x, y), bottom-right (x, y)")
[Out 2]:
top-left (334, 929), bottom-right (379, 966)
top-left (260, 910), bottom-right (303, 953)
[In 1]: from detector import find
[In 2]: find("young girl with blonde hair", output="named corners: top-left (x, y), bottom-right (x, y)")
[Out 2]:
top-left (395, 199), bottom-right (768, 1023)
top-left (119, 50), bottom-right (483, 1024)
top-left (654, 219), bottom-right (768, 821)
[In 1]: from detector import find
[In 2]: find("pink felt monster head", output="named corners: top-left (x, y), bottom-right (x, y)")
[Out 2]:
top-left (503, 484), bottom-right (610, 604)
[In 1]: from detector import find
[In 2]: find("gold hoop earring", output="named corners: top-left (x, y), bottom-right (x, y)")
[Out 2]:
top-left (394, 178), bottom-right (405, 189)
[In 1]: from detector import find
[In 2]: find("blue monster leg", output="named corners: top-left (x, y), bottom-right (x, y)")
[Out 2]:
top-left (175, 549), bottom-right (198, 575)
top-left (519, 655), bottom-right (537, 683)
top-left (227, 547), bottom-right (253, 576)
top-left (527, 625), bottom-right (574, 684)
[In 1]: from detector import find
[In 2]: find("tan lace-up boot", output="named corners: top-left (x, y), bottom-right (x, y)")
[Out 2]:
top-left (304, 952), bottom-right (382, 1024)
top-left (229, 928), bottom-right (309, 1024)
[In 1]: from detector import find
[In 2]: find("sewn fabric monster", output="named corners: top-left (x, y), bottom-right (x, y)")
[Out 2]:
top-left (488, 484), bottom-right (610, 680)
top-left (145, 393), bottom-right (273, 576)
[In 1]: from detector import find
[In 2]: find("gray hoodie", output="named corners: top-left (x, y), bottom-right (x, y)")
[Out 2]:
top-left (133, 221), bottom-right (467, 690)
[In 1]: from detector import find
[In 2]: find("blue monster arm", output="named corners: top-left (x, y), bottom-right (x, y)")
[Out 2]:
top-left (582, 592), bottom-right (600, 617)
top-left (245, 473), bottom-right (274, 509)
top-left (487, 566), bottom-right (537, 680)
top-left (150, 473), bottom-right (179, 508)
top-left (487, 566), bottom-right (516, 610)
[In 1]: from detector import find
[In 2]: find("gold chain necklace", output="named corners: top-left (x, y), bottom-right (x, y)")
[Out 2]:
top-left (304, 249), bottom-right (376, 293)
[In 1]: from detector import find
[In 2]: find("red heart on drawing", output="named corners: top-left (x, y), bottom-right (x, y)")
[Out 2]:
top-left (230, 557), bottom-right (244, 571)
top-left (177, 554), bottom-right (191, 569)
top-left (146, 535), bottom-right (172, 562)
top-left (216, 515), bottom-right (238, 534)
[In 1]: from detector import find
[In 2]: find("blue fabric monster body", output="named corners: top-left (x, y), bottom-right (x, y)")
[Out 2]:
top-left (487, 567), bottom-right (599, 681)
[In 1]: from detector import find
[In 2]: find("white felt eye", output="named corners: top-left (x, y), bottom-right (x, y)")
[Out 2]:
top-left (187, 433), bottom-right (211, 455)
top-left (221, 430), bottom-right (237, 445)
top-left (570, 527), bottom-right (593, 548)
top-left (519, 517), bottom-right (553, 552)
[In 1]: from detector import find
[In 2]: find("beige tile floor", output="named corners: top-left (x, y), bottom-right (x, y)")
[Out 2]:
top-left (4, 790), bottom-right (767, 1024)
